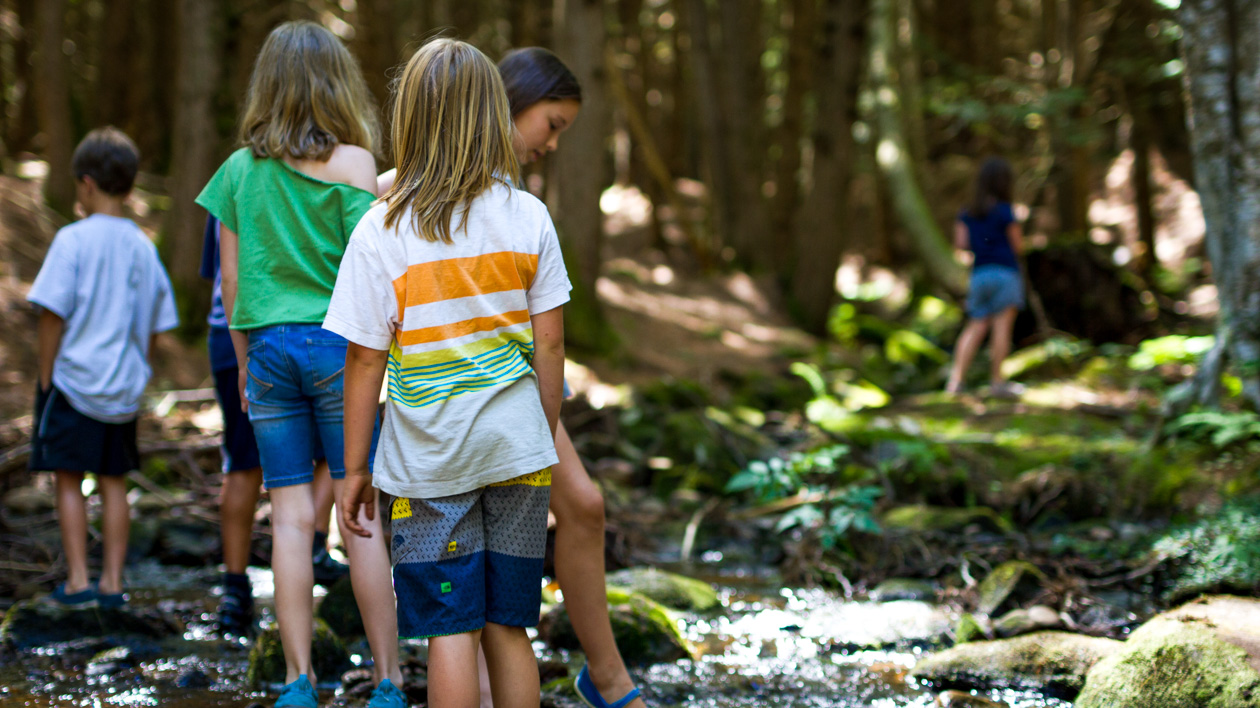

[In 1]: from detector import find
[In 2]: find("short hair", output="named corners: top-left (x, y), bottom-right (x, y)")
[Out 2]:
top-left (497, 47), bottom-right (582, 117)
top-left (71, 127), bottom-right (139, 195)
top-left (239, 20), bottom-right (380, 160)
top-left (383, 39), bottom-right (518, 244)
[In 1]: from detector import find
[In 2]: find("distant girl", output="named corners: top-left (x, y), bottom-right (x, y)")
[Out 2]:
top-left (945, 157), bottom-right (1025, 397)
top-left (377, 46), bottom-right (643, 708)
top-left (196, 21), bottom-right (404, 708)
top-left (330, 38), bottom-right (569, 708)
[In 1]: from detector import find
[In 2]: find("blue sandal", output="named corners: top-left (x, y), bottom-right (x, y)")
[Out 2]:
top-left (574, 665), bottom-right (642, 708)
top-left (48, 583), bottom-right (97, 608)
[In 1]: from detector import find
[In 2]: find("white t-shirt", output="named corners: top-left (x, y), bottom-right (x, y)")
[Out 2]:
top-left (324, 183), bottom-right (571, 499)
top-left (27, 214), bottom-right (180, 423)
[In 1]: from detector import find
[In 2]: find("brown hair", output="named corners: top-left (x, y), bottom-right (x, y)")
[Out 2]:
top-left (72, 126), bottom-right (139, 195)
top-left (239, 20), bottom-right (380, 161)
top-left (382, 39), bottom-right (519, 244)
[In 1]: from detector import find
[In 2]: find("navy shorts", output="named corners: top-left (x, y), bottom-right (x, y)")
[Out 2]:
top-left (966, 265), bottom-right (1025, 319)
top-left (211, 367), bottom-right (262, 473)
top-left (30, 384), bottom-right (138, 477)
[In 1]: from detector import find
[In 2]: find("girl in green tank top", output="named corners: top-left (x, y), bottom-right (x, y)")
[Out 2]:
top-left (195, 20), bottom-right (404, 708)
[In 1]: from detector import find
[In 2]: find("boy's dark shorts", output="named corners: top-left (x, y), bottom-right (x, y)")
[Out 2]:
top-left (391, 469), bottom-right (552, 639)
top-left (212, 367), bottom-right (262, 473)
top-left (30, 384), bottom-right (138, 476)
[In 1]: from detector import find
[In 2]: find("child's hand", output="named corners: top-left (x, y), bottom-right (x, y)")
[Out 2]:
top-left (340, 473), bottom-right (376, 538)
top-left (237, 369), bottom-right (249, 413)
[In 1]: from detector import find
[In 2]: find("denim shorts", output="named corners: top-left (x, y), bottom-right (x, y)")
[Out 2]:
top-left (966, 265), bottom-right (1025, 319)
top-left (244, 324), bottom-right (375, 489)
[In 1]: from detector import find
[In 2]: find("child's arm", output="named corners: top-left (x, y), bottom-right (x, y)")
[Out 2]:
top-left (376, 169), bottom-right (397, 196)
top-left (341, 342), bottom-right (389, 538)
top-left (1006, 222), bottom-right (1025, 257)
top-left (953, 221), bottom-right (969, 251)
top-left (530, 306), bottom-right (565, 438)
top-left (217, 224), bottom-right (251, 408)
top-left (36, 310), bottom-right (64, 390)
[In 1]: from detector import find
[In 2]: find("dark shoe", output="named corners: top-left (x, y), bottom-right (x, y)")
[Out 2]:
top-left (216, 590), bottom-right (254, 638)
top-left (49, 583), bottom-right (97, 608)
top-left (92, 583), bottom-right (128, 609)
top-left (311, 548), bottom-right (349, 586)
top-left (575, 665), bottom-right (642, 708)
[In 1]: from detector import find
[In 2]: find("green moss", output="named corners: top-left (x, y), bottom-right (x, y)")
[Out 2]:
top-left (606, 568), bottom-right (720, 612)
top-left (538, 589), bottom-right (696, 666)
top-left (247, 619), bottom-right (349, 687)
top-left (911, 631), bottom-right (1121, 696)
top-left (1077, 611), bottom-right (1260, 707)
top-left (882, 504), bottom-right (1012, 535)
top-left (976, 561), bottom-right (1046, 616)
top-left (954, 613), bottom-right (985, 644)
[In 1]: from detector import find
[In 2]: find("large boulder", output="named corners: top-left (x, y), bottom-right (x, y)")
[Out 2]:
top-left (0, 599), bottom-right (181, 651)
top-left (538, 588), bottom-right (694, 666)
top-left (1076, 596), bottom-right (1260, 707)
top-left (317, 576), bottom-right (363, 638)
top-left (247, 618), bottom-right (351, 688)
top-left (911, 631), bottom-right (1122, 697)
top-left (605, 567), bottom-right (719, 612)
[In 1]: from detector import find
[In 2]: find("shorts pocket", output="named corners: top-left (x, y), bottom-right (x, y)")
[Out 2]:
top-left (307, 336), bottom-right (348, 397)
top-left (244, 339), bottom-right (274, 402)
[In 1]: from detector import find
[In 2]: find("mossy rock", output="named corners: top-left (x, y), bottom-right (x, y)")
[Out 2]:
top-left (882, 505), bottom-right (1012, 535)
top-left (1076, 596), bottom-right (1260, 707)
top-left (316, 576), bottom-right (363, 638)
top-left (976, 561), bottom-right (1047, 616)
top-left (993, 606), bottom-right (1061, 638)
top-left (911, 631), bottom-right (1121, 697)
top-left (954, 613), bottom-right (987, 644)
top-left (871, 578), bottom-right (938, 603)
top-left (247, 618), bottom-right (350, 688)
top-left (537, 588), bottom-right (695, 666)
top-left (605, 567), bottom-right (719, 611)
top-left (0, 599), bottom-right (180, 650)
top-left (934, 690), bottom-right (1011, 708)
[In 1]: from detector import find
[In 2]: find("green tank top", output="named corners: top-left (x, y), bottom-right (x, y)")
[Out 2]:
top-left (195, 148), bottom-right (376, 330)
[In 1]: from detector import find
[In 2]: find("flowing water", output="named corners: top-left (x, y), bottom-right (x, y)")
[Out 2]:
top-left (0, 559), bottom-right (1072, 708)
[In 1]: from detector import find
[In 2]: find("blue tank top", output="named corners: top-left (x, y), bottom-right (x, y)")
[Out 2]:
top-left (960, 202), bottom-right (1018, 270)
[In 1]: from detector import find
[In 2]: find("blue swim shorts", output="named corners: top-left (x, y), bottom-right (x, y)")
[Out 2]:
top-left (966, 265), bottom-right (1025, 319)
top-left (391, 469), bottom-right (552, 639)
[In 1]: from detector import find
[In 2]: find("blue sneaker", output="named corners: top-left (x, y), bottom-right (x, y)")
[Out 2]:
top-left (367, 678), bottom-right (407, 708)
top-left (274, 674), bottom-right (318, 708)
top-left (48, 583), bottom-right (97, 608)
top-left (574, 665), bottom-right (642, 708)
top-left (92, 583), bottom-right (127, 610)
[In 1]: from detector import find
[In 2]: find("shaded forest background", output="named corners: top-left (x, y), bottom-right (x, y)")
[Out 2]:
top-left (0, 0), bottom-right (1203, 354)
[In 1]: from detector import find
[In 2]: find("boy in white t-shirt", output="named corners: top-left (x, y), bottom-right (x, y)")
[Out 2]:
top-left (28, 127), bottom-right (179, 608)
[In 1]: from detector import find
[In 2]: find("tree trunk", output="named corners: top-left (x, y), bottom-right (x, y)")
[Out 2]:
top-left (551, 0), bottom-right (615, 352)
top-left (8, 0), bottom-right (38, 155)
top-left (770, 0), bottom-right (816, 249)
top-left (790, 0), bottom-right (867, 334)
top-left (679, 0), bottom-right (735, 257)
top-left (868, 0), bottom-right (966, 296)
top-left (96, 0), bottom-right (134, 128)
top-left (1174, 0), bottom-right (1260, 409)
top-left (34, 0), bottom-right (75, 217)
top-left (166, 0), bottom-right (222, 333)
top-left (355, 0), bottom-right (398, 115)
top-left (1131, 112), bottom-right (1157, 280)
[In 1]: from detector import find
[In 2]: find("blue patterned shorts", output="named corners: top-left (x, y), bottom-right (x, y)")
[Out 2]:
top-left (390, 469), bottom-right (552, 639)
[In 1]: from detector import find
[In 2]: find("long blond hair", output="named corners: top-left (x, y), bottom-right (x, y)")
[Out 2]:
top-left (383, 38), bottom-right (519, 244)
top-left (240, 20), bottom-right (380, 161)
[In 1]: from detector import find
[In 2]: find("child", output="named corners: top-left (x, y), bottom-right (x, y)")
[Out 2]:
top-left (195, 21), bottom-right (403, 708)
top-left (330, 39), bottom-right (569, 708)
top-left (198, 215), bottom-right (348, 639)
top-left (28, 126), bottom-right (179, 608)
top-left (945, 157), bottom-right (1026, 397)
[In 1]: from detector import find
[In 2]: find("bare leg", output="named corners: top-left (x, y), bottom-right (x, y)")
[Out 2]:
top-left (989, 306), bottom-right (1018, 385)
top-left (946, 319), bottom-right (992, 393)
top-left (269, 483), bottom-right (317, 684)
top-left (482, 623), bottom-right (539, 708)
top-left (220, 468), bottom-right (263, 574)
top-left (313, 461), bottom-right (334, 539)
top-left (332, 480), bottom-right (402, 686)
top-left (551, 425), bottom-right (642, 707)
top-left (96, 475), bottom-right (130, 594)
top-left (428, 630), bottom-right (483, 708)
top-left (55, 470), bottom-right (90, 593)
top-left (477, 647), bottom-right (495, 708)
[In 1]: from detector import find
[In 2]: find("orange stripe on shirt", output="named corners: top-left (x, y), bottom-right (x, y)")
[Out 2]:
top-left (400, 252), bottom-right (539, 308)
top-left (397, 309), bottom-right (532, 346)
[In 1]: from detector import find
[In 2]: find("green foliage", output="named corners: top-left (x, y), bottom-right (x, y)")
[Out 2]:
top-left (1168, 411), bottom-right (1260, 450)
top-left (1128, 335), bottom-right (1215, 371)
top-left (1151, 498), bottom-right (1260, 602)
top-left (726, 444), bottom-right (882, 550)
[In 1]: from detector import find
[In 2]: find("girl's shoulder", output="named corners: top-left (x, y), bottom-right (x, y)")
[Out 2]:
top-left (307, 144), bottom-right (377, 194)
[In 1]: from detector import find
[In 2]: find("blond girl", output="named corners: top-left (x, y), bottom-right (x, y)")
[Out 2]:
top-left (330, 39), bottom-right (569, 708)
top-left (196, 20), bottom-right (404, 708)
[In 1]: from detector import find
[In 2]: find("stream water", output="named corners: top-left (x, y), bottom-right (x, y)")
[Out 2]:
top-left (0, 559), bottom-right (1072, 708)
